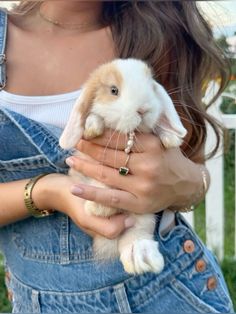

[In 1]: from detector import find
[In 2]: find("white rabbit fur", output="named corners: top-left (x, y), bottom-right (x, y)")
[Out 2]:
top-left (59, 58), bottom-right (187, 275)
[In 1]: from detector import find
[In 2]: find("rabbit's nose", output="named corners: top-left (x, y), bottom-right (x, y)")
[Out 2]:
top-left (137, 108), bottom-right (148, 116)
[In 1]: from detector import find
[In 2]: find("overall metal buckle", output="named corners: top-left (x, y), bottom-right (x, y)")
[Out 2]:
top-left (0, 54), bottom-right (7, 90)
top-left (0, 81), bottom-right (6, 90)
top-left (0, 53), bottom-right (6, 65)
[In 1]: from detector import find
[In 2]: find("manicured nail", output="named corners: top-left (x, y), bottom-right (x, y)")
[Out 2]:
top-left (71, 185), bottom-right (83, 195)
top-left (124, 216), bottom-right (135, 228)
top-left (66, 157), bottom-right (74, 167)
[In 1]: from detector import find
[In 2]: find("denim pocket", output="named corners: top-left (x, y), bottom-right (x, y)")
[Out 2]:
top-left (11, 213), bottom-right (94, 264)
top-left (0, 113), bottom-right (58, 181)
top-left (8, 269), bottom-right (131, 314)
top-left (0, 107), bottom-right (68, 182)
top-left (0, 155), bottom-right (57, 181)
top-left (0, 155), bottom-right (52, 171)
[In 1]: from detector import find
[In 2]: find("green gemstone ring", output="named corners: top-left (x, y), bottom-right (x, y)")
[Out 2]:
top-left (119, 166), bottom-right (129, 176)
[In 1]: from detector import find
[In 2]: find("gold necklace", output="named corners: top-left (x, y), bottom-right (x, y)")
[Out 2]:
top-left (39, 6), bottom-right (103, 31)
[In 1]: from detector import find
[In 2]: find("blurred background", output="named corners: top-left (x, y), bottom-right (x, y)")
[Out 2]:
top-left (0, 1), bottom-right (235, 313)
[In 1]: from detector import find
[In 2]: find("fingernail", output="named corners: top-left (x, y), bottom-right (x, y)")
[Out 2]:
top-left (66, 157), bottom-right (74, 167)
top-left (71, 185), bottom-right (83, 195)
top-left (124, 216), bottom-right (135, 228)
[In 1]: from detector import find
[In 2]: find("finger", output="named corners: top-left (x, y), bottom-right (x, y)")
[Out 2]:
top-left (86, 129), bottom-right (128, 150)
top-left (86, 129), bottom-right (162, 153)
top-left (71, 184), bottom-right (140, 212)
top-left (76, 140), bottom-right (136, 172)
top-left (81, 211), bottom-right (135, 239)
top-left (66, 157), bottom-right (133, 190)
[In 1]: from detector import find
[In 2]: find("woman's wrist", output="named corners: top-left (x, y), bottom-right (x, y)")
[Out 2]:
top-left (169, 161), bottom-right (210, 211)
top-left (31, 173), bottom-right (68, 212)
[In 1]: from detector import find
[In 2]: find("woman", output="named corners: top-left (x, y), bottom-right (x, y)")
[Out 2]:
top-left (0, 1), bottom-right (233, 313)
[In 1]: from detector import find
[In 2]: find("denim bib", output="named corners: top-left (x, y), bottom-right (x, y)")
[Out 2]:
top-left (0, 9), bottom-right (234, 313)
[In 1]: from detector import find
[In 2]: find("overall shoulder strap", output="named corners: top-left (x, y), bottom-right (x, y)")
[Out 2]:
top-left (0, 9), bottom-right (7, 90)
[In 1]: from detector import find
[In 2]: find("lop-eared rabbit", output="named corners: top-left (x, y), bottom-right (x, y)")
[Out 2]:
top-left (60, 58), bottom-right (187, 275)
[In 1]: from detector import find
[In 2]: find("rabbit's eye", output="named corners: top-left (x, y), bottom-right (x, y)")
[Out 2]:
top-left (110, 86), bottom-right (119, 96)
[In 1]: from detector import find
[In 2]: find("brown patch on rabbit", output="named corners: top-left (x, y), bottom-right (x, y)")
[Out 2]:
top-left (79, 63), bottom-right (123, 117)
top-left (95, 63), bottom-right (123, 104)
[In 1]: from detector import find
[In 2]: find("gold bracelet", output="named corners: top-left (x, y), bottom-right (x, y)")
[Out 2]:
top-left (200, 165), bottom-right (208, 193)
top-left (24, 174), bottom-right (55, 218)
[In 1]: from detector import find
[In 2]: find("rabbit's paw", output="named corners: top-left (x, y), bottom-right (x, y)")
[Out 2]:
top-left (120, 239), bottom-right (164, 274)
top-left (83, 114), bottom-right (104, 139)
top-left (159, 132), bottom-right (183, 148)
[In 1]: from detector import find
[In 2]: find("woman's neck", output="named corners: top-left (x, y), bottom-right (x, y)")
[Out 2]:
top-left (39, 1), bottom-right (103, 27)
top-left (11, 0), bottom-right (104, 34)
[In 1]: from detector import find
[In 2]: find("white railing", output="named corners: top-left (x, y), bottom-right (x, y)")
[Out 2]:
top-left (183, 81), bottom-right (236, 261)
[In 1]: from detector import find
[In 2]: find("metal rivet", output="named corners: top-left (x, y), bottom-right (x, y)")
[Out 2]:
top-left (0, 53), bottom-right (6, 64)
top-left (5, 271), bottom-right (10, 282)
top-left (0, 81), bottom-right (6, 90)
top-left (207, 276), bottom-right (217, 290)
top-left (7, 290), bottom-right (13, 301)
top-left (195, 259), bottom-right (206, 272)
top-left (183, 240), bottom-right (195, 253)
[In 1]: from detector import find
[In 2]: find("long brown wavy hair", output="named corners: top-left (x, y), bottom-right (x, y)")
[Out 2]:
top-left (9, 1), bottom-right (230, 160)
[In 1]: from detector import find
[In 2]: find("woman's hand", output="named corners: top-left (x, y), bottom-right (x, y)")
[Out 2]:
top-left (66, 130), bottom-right (206, 214)
top-left (32, 173), bottom-right (134, 239)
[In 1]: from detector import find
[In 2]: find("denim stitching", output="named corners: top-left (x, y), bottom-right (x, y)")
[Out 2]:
top-left (113, 283), bottom-right (131, 313)
top-left (126, 249), bottom-right (202, 310)
top-left (32, 290), bottom-right (41, 314)
top-left (200, 253), bottom-right (234, 307)
top-left (60, 215), bottom-right (70, 264)
top-left (0, 155), bottom-right (50, 170)
top-left (0, 10), bottom-right (7, 88)
top-left (171, 279), bottom-right (220, 313)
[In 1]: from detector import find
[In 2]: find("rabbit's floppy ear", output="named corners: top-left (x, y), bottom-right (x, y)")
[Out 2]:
top-left (59, 86), bottom-right (95, 149)
top-left (153, 81), bottom-right (187, 148)
top-left (59, 94), bottom-right (84, 150)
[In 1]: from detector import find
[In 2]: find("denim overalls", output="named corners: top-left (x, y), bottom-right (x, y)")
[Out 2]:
top-left (0, 9), bottom-right (234, 313)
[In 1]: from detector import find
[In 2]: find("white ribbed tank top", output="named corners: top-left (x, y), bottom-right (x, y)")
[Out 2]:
top-left (0, 88), bottom-right (82, 129)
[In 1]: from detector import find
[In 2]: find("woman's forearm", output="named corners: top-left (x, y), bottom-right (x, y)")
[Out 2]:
top-left (0, 174), bottom-right (59, 226)
top-left (0, 179), bottom-right (31, 226)
top-left (0, 174), bottom-right (130, 240)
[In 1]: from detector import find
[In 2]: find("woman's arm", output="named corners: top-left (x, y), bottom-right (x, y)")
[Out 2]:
top-left (0, 174), bottom-right (131, 238)
top-left (0, 179), bottom-right (31, 225)
top-left (67, 130), bottom-right (210, 214)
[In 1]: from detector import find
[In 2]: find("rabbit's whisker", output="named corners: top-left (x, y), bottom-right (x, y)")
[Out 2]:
top-left (114, 129), bottom-right (122, 169)
top-left (154, 46), bottom-right (177, 70)
top-left (133, 128), bottom-right (146, 153)
top-left (167, 87), bottom-right (193, 95)
top-left (180, 140), bottom-right (195, 157)
top-left (156, 71), bottom-right (177, 77)
top-left (173, 101), bottom-right (204, 113)
top-left (99, 128), bottom-right (117, 170)
top-left (177, 114), bottom-right (205, 128)
top-left (155, 58), bottom-right (178, 73)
